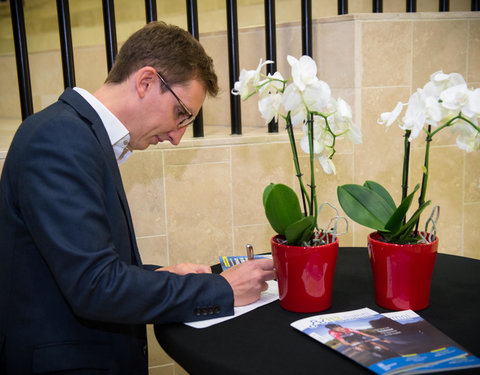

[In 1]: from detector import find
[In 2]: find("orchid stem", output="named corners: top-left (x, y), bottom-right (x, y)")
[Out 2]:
top-left (286, 114), bottom-right (310, 216)
top-left (414, 126), bottom-right (432, 236)
top-left (307, 112), bottom-right (318, 221)
top-left (401, 130), bottom-right (411, 224)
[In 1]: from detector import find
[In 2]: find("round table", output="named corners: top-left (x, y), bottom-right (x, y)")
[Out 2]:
top-left (154, 247), bottom-right (480, 375)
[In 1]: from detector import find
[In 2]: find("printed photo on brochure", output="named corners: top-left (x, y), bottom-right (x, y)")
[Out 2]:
top-left (291, 308), bottom-right (480, 375)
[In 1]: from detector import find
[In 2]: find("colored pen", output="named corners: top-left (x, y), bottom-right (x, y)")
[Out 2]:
top-left (246, 244), bottom-right (254, 261)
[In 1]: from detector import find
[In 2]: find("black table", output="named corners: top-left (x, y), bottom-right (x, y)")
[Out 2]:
top-left (154, 247), bottom-right (480, 375)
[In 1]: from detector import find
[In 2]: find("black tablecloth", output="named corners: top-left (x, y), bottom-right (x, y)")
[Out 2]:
top-left (154, 247), bottom-right (480, 375)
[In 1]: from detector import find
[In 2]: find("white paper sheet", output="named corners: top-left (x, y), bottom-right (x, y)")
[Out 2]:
top-left (184, 280), bottom-right (279, 329)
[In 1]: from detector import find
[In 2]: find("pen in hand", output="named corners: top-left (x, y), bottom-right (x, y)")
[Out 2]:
top-left (246, 244), bottom-right (254, 261)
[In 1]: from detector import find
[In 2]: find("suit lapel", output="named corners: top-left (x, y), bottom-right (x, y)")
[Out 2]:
top-left (59, 89), bottom-right (142, 266)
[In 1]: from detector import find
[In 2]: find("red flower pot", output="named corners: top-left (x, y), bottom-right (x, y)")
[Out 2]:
top-left (368, 232), bottom-right (438, 311)
top-left (271, 234), bottom-right (338, 313)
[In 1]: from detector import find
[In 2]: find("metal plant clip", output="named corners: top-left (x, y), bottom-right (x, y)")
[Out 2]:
top-left (420, 205), bottom-right (440, 243)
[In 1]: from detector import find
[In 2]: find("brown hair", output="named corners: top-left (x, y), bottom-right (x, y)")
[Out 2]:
top-left (105, 21), bottom-right (218, 97)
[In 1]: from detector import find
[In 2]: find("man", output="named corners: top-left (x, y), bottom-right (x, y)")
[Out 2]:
top-left (0, 21), bottom-right (275, 374)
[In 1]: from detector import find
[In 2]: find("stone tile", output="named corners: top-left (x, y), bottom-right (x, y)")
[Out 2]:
top-left (465, 150), bottom-right (480, 203)
top-left (164, 146), bottom-right (230, 166)
top-left (410, 146), bottom-right (463, 255)
top-left (356, 87), bottom-right (411, 201)
top-left (137, 236), bottom-right (168, 267)
top-left (464, 203), bottom-right (480, 259)
top-left (147, 325), bottom-right (173, 367)
top-left (233, 224), bottom-right (276, 256)
top-left (165, 161), bottom-right (233, 265)
top-left (199, 32), bottom-right (230, 128)
top-left (174, 363), bottom-right (189, 375)
top-left (120, 150), bottom-right (166, 237)
top-left (276, 25), bottom-right (302, 75)
top-left (361, 21), bottom-right (412, 87)
top-left (29, 50), bottom-right (64, 111)
top-left (147, 365), bottom-right (174, 375)
top-left (0, 55), bottom-right (21, 119)
top-left (298, 152), bottom-right (354, 245)
top-left (315, 20), bottom-right (355, 89)
top-left (231, 142), bottom-right (294, 227)
top-left (73, 46), bottom-right (109, 92)
top-left (468, 20), bottom-right (480, 83)
top-left (412, 19), bottom-right (468, 91)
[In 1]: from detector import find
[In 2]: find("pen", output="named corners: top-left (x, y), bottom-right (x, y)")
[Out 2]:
top-left (246, 244), bottom-right (254, 261)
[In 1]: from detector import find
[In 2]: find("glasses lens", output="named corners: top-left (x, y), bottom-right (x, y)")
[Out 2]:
top-left (177, 115), bottom-right (195, 129)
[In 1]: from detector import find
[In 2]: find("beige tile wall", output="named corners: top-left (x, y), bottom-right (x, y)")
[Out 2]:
top-left (1, 11), bottom-right (479, 375)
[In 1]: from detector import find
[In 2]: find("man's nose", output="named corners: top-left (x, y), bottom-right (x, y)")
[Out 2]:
top-left (168, 126), bottom-right (188, 145)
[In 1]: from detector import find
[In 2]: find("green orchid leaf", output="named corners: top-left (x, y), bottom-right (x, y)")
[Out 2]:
top-left (384, 184), bottom-right (420, 233)
top-left (382, 199), bottom-right (431, 243)
top-left (262, 183), bottom-right (275, 208)
top-left (263, 183), bottom-right (303, 235)
top-left (363, 180), bottom-right (397, 211)
top-left (337, 184), bottom-right (395, 231)
top-left (396, 200), bottom-right (431, 243)
top-left (285, 216), bottom-right (316, 245)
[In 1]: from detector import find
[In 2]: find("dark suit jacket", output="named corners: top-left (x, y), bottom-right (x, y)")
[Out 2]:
top-left (0, 88), bottom-right (234, 374)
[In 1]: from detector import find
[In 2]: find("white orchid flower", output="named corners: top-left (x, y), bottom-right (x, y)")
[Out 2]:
top-left (440, 84), bottom-right (470, 111)
top-left (423, 95), bottom-right (442, 126)
top-left (441, 85), bottom-right (480, 119)
top-left (303, 80), bottom-right (331, 112)
top-left (232, 68), bottom-right (256, 99)
top-left (287, 55), bottom-right (318, 92)
top-left (455, 120), bottom-right (480, 152)
top-left (429, 70), bottom-right (466, 92)
top-left (462, 88), bottom-right (480, 118)
top-left (258, 72), bottom-right (284, 98)
top-left (282, 83), bottom-right (306, 126)
top-left (258, 93), bottom-right (282, 124)
top-left (378, 102), bottom-right (404, 128)
top-left (328, 98), bottom-right (361, 144)
top-left (231, 59), bottom-right (273, 100)
top-left (318, 154), bottom-right (336, 175)
top-left (300, 133), bottom-right (323, 155)
top-left (401, 91), bottom-right (426, 141)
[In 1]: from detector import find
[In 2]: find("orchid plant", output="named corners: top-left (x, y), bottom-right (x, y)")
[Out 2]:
top-left (337, 71), bottom-right (480, 244)
top-left (232, 55), bottom-right (361, 246)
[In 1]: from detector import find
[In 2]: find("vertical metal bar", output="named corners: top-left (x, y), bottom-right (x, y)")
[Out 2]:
top-left (10, 0), bottom-right (33, 119)
top-left (226, 0), bottom-right (242, 135)
top-left (473, 0), bottom-right (480, 11)
top-left (301, 0), bottom-right (312, 57)
top-left (56, 0), bottom-right (76, 88)
top-left (439, 0), bottom-right (449, 11)
top-left (406, 0), bottom-right (416, 12)
top-left (338, 0), bottom-right (348, 15)
top-left (373, 0), bottom-right (383, 12)
top-left (265, 0), bottom-right (278, 133)
top-left (102, 0), bottom-right (118, 72)
top-left (145, 0), bottom-right (157, 23)
top-left (186, 0), bottom-right (204, 137)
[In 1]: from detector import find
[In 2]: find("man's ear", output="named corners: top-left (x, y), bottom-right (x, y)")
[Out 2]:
top-left (135, 67), bottom-right (157, 98)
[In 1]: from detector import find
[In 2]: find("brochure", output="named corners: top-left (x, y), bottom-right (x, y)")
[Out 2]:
top-left (290, 308), bottom-right (480, 375)
top-left (218, 254), bottom-right (272, 271)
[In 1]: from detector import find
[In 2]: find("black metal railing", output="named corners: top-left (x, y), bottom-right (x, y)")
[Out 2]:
top-left (9, 0), bottom-right (477, 135)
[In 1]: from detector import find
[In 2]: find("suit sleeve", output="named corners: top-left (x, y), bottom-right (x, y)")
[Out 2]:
top-left (16, 115), bottom-right (234, 324)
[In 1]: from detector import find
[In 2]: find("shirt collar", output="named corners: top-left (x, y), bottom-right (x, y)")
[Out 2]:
top-left (73, 87), bottom-right (132, 164)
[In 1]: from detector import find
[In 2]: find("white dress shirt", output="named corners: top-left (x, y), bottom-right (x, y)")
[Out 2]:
top-left (73, 87), bottom-right (132, 164)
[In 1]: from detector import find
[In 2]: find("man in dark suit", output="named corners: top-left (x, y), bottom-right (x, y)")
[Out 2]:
top-left (0, 21), bottom-right (275, 374)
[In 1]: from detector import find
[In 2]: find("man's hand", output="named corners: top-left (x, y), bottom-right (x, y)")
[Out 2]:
top-left (220, 258), bottom-right (275, 307)
top-left (156, 263), bottom-right (211, 275)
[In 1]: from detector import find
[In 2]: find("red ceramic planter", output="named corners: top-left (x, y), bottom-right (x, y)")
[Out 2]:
top-left (368, 232), bottom-right (438, 311)
top-left (271, 234), bottom-right (338, 313)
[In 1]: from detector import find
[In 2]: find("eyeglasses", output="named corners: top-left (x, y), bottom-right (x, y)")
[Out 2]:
top-left (156, 71), bottom-right (195, 128)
